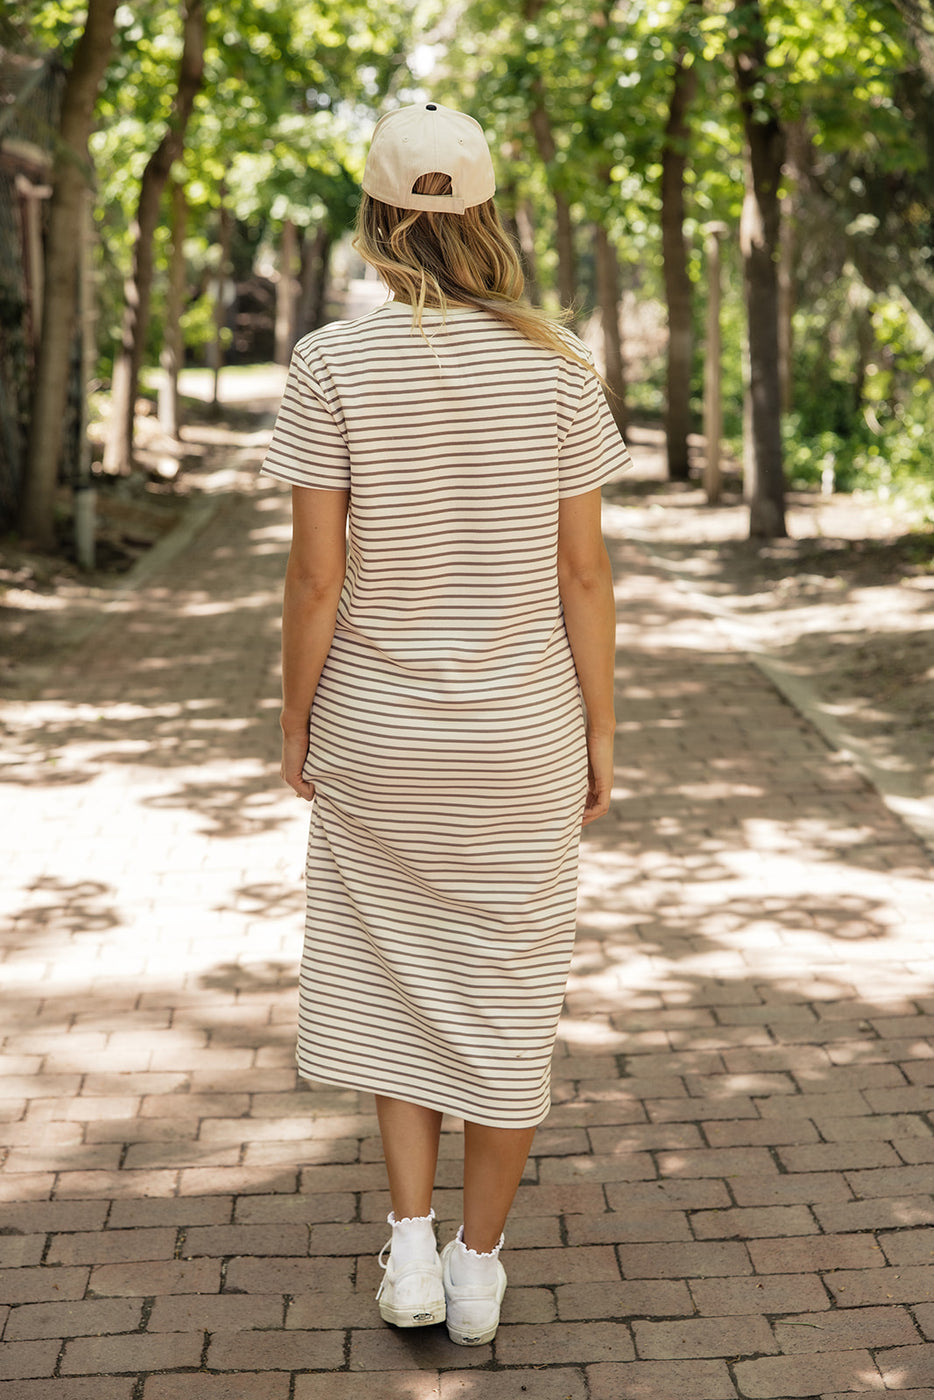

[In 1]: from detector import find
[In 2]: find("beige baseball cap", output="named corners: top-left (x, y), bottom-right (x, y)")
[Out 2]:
top-left (361, 102), bottom-right (496, 215)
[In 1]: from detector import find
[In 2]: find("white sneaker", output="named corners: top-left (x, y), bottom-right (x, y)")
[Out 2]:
top-left (441, 1226), bottom-right (507, 1346)
top-left (376, 1211), bottom-right (446, 1327)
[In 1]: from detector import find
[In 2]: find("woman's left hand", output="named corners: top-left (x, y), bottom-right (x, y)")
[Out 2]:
top-left (281, 728), bottom-right (316, 801)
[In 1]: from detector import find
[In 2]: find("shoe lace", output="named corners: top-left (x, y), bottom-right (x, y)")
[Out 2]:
top-left (375, 1237), bottom-right (392, 1301)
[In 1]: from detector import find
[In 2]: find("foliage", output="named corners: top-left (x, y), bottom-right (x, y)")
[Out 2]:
top-left (20, 0), bottom-right (417, 377)
top-left (784, 291), bottom-right (934, 520)
top-left (11, 0), bottom-right (934, 523)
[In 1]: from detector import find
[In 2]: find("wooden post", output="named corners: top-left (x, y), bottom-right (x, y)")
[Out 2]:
top-left (703, 222), bottom-right (728, 505)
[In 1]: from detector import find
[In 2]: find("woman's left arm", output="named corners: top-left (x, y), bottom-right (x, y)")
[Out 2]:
top-left (279, 484), bottom-right (350, 799)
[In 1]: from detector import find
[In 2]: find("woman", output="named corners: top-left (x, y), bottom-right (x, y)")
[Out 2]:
top-left (262, 101), bottom-right (630, 1346)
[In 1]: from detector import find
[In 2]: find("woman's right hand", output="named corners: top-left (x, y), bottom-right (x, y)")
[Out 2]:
top-left (280, 727), bottom-right (316, 802)
top-left (582, 728), bottom-right (615, 826)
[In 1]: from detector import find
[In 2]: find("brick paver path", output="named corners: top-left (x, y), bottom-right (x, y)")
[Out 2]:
top-left (2, 441), bottom-right (933, 1400)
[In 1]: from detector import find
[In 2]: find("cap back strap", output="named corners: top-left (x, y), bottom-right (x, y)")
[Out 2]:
top-left (403, 192), bottom-right (468, 214)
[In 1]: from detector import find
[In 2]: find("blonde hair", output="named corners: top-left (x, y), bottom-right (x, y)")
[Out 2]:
top-left (353, 172), bottom-right (596, 376)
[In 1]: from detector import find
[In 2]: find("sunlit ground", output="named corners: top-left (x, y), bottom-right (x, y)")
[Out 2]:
top-left (1, 432), bottom-right (932, 1395)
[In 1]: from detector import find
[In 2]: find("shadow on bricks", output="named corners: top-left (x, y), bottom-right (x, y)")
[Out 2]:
top-left (1, 440), bottom-right (933, 1399)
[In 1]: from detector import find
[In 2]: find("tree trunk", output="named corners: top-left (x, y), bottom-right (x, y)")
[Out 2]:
top-left (515, 201), bottom-right (541, 304)
top-left (274, 218), bottom-right (298, 365)
top-left (777, 123), bottom-right (805, 413)
top-left (501, 206), bottom-right (523, 261)
top-left (19, 0), bottom-right (119, 548)
top-left (734, 0), bottom-right (787, 539)
top-left (296, 226), bottom-right (333, 341)
top-left (158, 178), bottom-right (187, 440)
top-left (851, 284), bottom-right (875, 417)
top-left (103, 0), bottom-right (205, 474)
top-left (20, 181), bottom-right (46, 348)
top-left (661, 15), bottom-right (699, 481)
top-left (777, 189), bottom-right (794, 415)
top-left (494, 144), bottom-right (542, 303)
top-left (522, 0), bottom-right (576, 312)
top-left (593, 221), bottom-right (627, 431)
top-left (892, 0), bottom-right (934, 86)
top-left (528, 103), bottom-right (576, 310)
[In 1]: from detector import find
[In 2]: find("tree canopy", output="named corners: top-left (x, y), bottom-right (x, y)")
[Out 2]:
top-left (5, 0), bottom-right (933, 545)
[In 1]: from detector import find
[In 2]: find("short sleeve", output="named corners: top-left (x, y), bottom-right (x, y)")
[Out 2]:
top-left (260, 346), bottom-right (351, 490)
top-left (557, 373), bottom-right (632, 499)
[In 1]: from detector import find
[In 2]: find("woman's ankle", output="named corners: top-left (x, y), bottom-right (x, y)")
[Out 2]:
top-left (448, 1225), bottom-right (505, 1287)
top-left (386, 1208), bottom-right (439, 1267)
top-left (456, 1223), bottom-right (505, 1257)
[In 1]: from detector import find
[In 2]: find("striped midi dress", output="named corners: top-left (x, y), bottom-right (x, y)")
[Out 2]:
top-left (261, 302), bottom-right (631, 1127)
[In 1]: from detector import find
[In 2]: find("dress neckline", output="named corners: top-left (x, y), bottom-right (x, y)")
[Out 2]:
top-left (378, 300), bottom-right (480, 317)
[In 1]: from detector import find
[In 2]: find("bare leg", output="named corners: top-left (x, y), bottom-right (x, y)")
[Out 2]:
top-left (462, 1122), bottom-right (537, 1253)
top-left (375, 1095), bottom-right (443, 1218)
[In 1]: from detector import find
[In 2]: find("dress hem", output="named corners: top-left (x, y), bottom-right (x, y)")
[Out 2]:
top-left (295, 1056), bottom-right (552, 1131)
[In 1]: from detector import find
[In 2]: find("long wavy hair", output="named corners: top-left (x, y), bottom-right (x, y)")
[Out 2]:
top-left (354, 171), bottom-right (596, 375)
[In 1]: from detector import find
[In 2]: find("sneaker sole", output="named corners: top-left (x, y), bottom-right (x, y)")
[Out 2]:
top-left (446, 1320), bottom-right (498, 1345)
top-left (379, 1297), bottom-right (446, 1327)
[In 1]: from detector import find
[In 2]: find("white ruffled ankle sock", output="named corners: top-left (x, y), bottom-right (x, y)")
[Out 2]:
top-left (449, 1224), bottom-right (504, 1286)
top-left (387, 1209), bottom-right (438, 1268)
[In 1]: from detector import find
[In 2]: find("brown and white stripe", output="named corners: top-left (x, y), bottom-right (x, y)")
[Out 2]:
top-left (262, 302), bottom-right (630, 1127)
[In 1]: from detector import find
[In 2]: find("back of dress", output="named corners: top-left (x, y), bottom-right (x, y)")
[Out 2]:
top-left (265, 303), bottom-right (627, 691)
top-left (261, 302), bottom-right (630, 1128)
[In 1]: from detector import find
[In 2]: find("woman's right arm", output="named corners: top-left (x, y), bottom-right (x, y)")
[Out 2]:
top-left (279, 484), bottom-right (350, 800)
top-left (557, 487), bottom-right (617, 826)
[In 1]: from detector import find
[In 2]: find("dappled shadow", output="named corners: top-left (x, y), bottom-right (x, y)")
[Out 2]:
top-left (575, 890), bottom-right (902, 950)
top-left (145, 774), bottom-right (291, 840)
top-left (621, 528), bottom-right (934, 606)
top-left (607, 483), bottom-right (934, 829)
top-left (1, 484), bottom-right (293, 839)
top-left (2, 859), bottom-right (933, 1393)
top-left (2, 605), bottom-right (933, 1389)
top-left (1, 398), bottom-right (283, 708)
top-left (213, 881), bottom-right (305, 922)
top-left (603, 470), bottom-right (934, 820)
top-left (2, 877), bottom-right (122, 947)
top-left (2, 425), bottom-right (933, 1394)
top-left (198, 958), bottom-right (299, 995)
